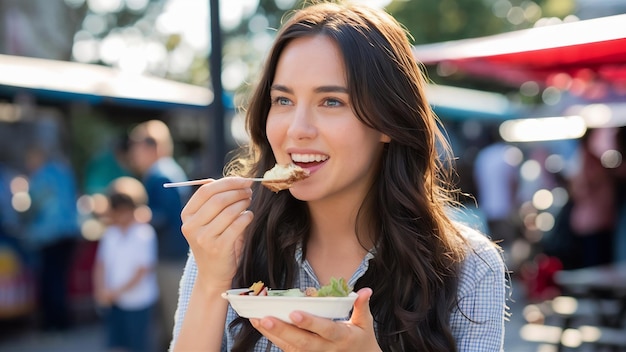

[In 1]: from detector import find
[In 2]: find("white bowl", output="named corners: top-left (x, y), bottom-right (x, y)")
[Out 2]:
top-left (222, 288), bottom-right (358, 323)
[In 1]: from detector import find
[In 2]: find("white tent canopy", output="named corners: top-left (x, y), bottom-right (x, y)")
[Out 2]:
top-left (0, 54), bottom-right (213, 109)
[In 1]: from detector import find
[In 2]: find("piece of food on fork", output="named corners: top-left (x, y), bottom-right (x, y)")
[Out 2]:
top-left (260, 163), bottom-right (310, 192)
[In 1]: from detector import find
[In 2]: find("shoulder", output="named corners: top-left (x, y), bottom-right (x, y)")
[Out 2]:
top-left (457, 223), bottom-right (501, 258)
top-left (451, 223), bottom-right (507, 350)
top-left (152, 157), bottom-right (188, 181)
top-left (97, 228), bottom-right (119, 255)
top-left (455, 223), bottom-right (506, 287)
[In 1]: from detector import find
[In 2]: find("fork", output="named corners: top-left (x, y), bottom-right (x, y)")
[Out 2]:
top-left (163, 177), bottom-right (278, 188)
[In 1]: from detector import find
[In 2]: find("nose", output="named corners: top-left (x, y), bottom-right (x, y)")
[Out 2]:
top-left (287, 105), bottom-right (317, 140)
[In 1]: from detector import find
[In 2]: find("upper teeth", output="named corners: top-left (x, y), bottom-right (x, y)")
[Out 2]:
top-left (291, 154), bottom-right (328, 163)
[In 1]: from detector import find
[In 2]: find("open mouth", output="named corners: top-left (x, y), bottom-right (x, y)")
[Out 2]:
top-left (291, 153), bottom-right (328, 169)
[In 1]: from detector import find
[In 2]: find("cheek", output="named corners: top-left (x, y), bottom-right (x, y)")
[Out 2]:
top-left (334, 123), bottom-right (380, 150)
top-left (339, 129), bottom-right (384, 167)
top-left (266, 117), bottom-right (285, 149)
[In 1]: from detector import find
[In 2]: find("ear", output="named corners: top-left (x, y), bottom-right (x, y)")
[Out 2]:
top-left (380, 133), bottom-right (391, 143)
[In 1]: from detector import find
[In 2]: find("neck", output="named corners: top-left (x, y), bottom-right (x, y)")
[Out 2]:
top-left (307, 195), bottom-right (373, 251)
top-left (305, 198), bottom-right (373, 286)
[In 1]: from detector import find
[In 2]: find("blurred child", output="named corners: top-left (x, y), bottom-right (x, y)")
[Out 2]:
top-left (93, 176), bottom-right (158, 352)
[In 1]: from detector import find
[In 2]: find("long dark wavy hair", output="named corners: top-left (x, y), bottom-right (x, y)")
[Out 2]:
top-left (225, 1), bottom-right (468, 350)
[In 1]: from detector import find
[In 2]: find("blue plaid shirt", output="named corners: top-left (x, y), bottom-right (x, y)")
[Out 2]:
top-left (172, 225), bottom-right (506, 351)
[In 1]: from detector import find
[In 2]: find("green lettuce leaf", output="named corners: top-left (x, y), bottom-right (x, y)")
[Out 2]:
top-left (316, 277), bottom-right (351, 297)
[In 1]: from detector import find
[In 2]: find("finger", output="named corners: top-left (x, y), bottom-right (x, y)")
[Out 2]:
top-left (349, 287), bottom-right (374, 328)
top-left (182, 179), bottom-right (252, 224)
top-left (283, 289), bottom-right (373, 342)
top-left (221, 209), bottom-right (254, 262)
top-left (180, 179), bottom-right (214, 216)
top-left (182, 177), bottom-right (252, 217)
top-left (284, 310), bottom-right (346, 343)
top-left (196, 195), bottom-right (252, 235)
top-left (281, 288), bottom-right (373, 345)
top-left (250, 317), bottom-right (312, 350)
top-left (186, 198), bottom-right (251, 257)
top-left (181, 185), bottom-right (252, 234)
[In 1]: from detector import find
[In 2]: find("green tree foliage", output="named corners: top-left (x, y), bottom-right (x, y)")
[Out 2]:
top-left (386, 0), bottom-right (556, 45)
top-left (388, 0), bottom-right (503, 44)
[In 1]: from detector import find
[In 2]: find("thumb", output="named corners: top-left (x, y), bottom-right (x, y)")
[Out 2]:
top-left (349, 287), bottom-right (374, 327)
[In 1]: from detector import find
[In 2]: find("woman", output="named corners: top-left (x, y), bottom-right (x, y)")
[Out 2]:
top-left (172, 2), bottom-right (507, 351)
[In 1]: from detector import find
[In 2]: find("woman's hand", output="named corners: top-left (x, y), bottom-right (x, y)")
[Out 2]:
top-left (250, 288), bottom-right (381, 352)
top-left (180, 177), bottom-right (254, 292)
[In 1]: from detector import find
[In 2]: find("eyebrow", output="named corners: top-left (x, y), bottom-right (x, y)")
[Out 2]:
top-left (270, 84), bottom-right (349, 94)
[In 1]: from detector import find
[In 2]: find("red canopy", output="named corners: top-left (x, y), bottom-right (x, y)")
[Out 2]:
top-left (413, 14), bottom-right (626, 90)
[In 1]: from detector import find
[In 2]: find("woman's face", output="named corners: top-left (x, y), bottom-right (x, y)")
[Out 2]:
top-left (266, 35), bottom-right (389, 203)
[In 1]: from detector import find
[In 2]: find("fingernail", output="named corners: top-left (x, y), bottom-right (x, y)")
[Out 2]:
top-left (261, 318), bottom-right (274, 329)
top-left (290, 312), bottom-right (303, 323)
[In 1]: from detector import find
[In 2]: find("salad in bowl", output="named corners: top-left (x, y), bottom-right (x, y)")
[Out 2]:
top-left (222, 278), bottom-right (358, 323)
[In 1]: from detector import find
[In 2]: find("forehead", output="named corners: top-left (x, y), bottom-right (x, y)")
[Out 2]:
top-left (274, 35), bottom-right (346, 86)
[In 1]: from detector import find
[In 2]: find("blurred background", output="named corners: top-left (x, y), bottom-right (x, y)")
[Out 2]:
top-left (0, 0), bottom-right (625, 351)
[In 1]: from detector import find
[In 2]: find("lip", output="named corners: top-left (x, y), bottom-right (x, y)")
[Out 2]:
top-left (298, 159), bottom-right (327, 175)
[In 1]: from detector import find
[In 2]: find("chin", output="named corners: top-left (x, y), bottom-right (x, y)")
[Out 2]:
top-left (288, 186), bottom-right (318, 202)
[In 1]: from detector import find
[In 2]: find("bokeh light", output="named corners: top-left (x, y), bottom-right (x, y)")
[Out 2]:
top-left (541, 86), bottom-right (561, 105)
top-left (81, 218), bottom-right (106, 241)
top-left (9, 176), bottom-right (28, 194)
top-left (601, 149), bottom-right (622, 169)
top-left (126, 0), bottom-right (149, 13)
top-left (87, 0), bottom-right (124, 14)
top-left (544, 154), bottom-right (565, 173)
top-left (520, 81), bottom-right (540, 97)
top-left (77, 195), bottom-right (95, 215)
top-left (504, 145), bottom-right (523, 166)
top-left (535, 211), bottom-right (555, 232)
top-left (92, 193), bottom-right (109, 216)
top-left (12, 192), bottom-right (31, 213)
top-left (134, 205), bottom-right (152, 223)
top-left (532, 189), bottom-right (553, 210)
top-left (551, 187), bottom-right (569, 208)
top-left (521, 159), bottom-right (542, 182)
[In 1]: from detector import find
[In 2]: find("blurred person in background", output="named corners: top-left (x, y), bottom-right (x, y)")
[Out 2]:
top-left (473, 125), bottom-right (521, 252)
top-left (127, 120), bottom-right (190, 349)
top-left (93, 176), bottom-right (158, 352)
top-left (23, 143), bottom-right (80, 332)
top-left (542, 128), bottom-right (616, 270)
